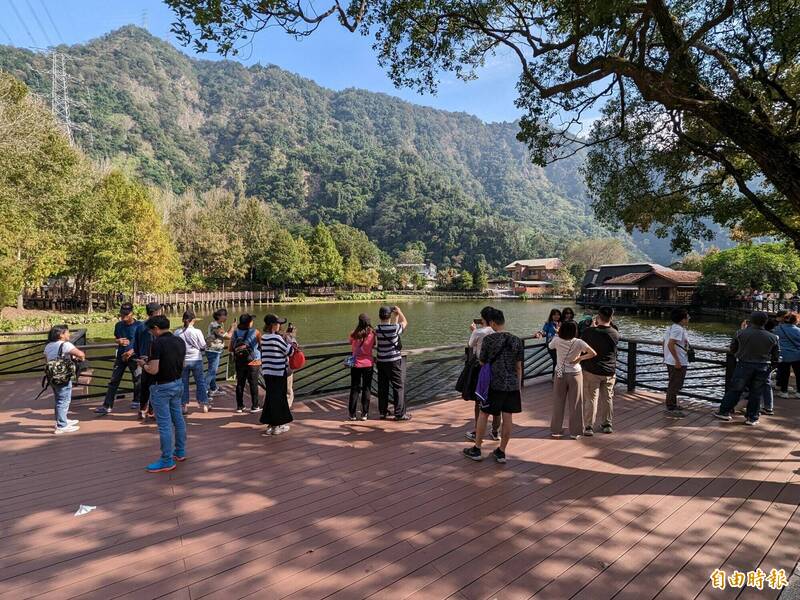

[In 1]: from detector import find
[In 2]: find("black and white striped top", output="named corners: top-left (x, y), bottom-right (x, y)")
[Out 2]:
top-left (375, 323), bottom-right (403, 363)
top-left (260, 333), bottom-right (294, 377)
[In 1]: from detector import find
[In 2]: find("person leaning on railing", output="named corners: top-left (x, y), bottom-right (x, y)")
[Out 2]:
top-left (714, 311), bottom-right (779, 425)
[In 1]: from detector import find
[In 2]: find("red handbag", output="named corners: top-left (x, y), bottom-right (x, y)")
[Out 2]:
top-left (288, 345), bottom-right (306, 371)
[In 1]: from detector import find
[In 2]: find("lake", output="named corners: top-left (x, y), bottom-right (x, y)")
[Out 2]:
top-left (85, 299), bottom-right (739, 349)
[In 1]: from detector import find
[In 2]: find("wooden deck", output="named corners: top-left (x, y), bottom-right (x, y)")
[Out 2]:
top-left (1, 378), bottom-right (799, 599)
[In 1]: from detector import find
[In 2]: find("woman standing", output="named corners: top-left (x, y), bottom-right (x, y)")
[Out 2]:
top-left (534, 308), bottom-right (562, 376)
top-left (44, 325), bottom-right (86, 434)
top-left (205, 308), bottom-right (232, 398)
top-left (548, 321), bottom-right (596, 439)
top-left (464, 306), bottom-right (501, 440)
top-left (174, 310), bottom-right (209, 414)
top-left (260, 313), bottom-right (295, 435)
top-left (348, 313), bottom-right (376, 420)
top-left (230, 314), bottom-right (262, 413)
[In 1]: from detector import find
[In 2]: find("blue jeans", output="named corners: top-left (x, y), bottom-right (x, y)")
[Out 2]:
top-left (720, 361), bottom-right (770, 420)
top-left (182, 360), bottom-right (208, 406)
top-left (150, 379), bottom-right (186, 462)
top-left (748, 368), bottom-right (774, 412)
top-left (206, 351), bottom-right (222, 392)
top-left (52, 381), bottom-right (72, 428)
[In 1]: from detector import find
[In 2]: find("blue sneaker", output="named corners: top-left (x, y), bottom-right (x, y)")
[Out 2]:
top-left (146, 458), bottom-right (176, 473)
top-left (173, 450), bottom-right (186, 462)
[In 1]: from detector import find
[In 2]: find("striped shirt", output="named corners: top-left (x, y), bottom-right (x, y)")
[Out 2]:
top-left (376, 323), bottom-right (403, 362)
top-left (260, 333), bottom-right (294, 377)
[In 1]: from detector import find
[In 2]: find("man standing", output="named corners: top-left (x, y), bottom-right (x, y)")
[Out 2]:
top-left (95, 302), bottom-right (142, 415)
top-left (714, 311), bottom-right (779, 425)
top-left (140, 315), bottom-right (187, 473)
top-left (376, 305), bottom-right (411, 421)
top-left (135, 302), bottom-right (163, 420)
top-left (581, 306), bottom-right (620, 435)
top-left (663, 308), bottom-right (691, 417)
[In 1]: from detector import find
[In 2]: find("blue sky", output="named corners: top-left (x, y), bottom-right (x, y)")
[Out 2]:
top-left (0, 0), bottom-right (527, 123)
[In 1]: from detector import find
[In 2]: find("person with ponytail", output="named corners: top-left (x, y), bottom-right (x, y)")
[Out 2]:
top-left (174, 310), bottom-right (209, 414)
top-left (348, 313), bottom-right (376, 420)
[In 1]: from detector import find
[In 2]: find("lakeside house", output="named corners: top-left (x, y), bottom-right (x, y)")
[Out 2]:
top-left (396, 262), bottom-right (438, 289)
top-left (579, 263), bottom-right (701, 307)
top-left (504, 258), bottom-right (563, 295)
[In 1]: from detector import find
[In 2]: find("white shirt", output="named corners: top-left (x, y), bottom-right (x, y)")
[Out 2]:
top-left (44, 341), bottom-right (76, 361)
top-left (469, 326), bottom-right (494, 357)
top-left (663, 324), bottom-right (689, 366)
top-left (174, 325), bottom-right (207, 363)
top-left (549, 337), bottom-right (591, 374)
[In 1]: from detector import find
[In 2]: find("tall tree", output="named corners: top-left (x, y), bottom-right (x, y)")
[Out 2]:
top-left (95, 172), bottom-right (183, 296)
top-left (308, 223), bottom-right (344, 285)
top-left (0, 73), bottom-right (85, 307)
top-left (167, 0), bottom-right (800, 251)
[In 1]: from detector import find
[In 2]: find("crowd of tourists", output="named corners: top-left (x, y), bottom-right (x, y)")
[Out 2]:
top-left (40, 298), bottom-right (799, 471)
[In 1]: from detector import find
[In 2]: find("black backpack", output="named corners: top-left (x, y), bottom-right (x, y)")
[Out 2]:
top-left (232, 330), bottom-right (256, 364)
top-left (43, 343), bottom-right (76, 387)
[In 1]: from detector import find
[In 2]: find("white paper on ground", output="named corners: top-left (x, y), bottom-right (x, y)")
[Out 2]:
top-left (74, 505), bottom-right (97, 516)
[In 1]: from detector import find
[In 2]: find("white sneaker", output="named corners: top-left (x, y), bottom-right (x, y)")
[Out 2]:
top-left (279, 424), bottom-right (290, 433)
top-left (778, 391), bottom-right (791, 398)
top-left (55, 424), bottom-right (80, 434)
top-left (262, 426), bottom-right (274, 436)
top-left (67, 419), bottom-right (79, 427)
top-left (272, 424), bottom-right (290, 435)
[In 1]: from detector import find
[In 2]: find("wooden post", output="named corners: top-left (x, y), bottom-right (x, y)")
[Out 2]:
top-left (626, 341), bottom-right (637, 392)
top-left (521, 338), bottom-right (526, 387)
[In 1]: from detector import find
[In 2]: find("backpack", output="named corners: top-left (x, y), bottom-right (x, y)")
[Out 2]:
top-left (44, 343), bottom-right (76, 387)
top-left (232, 329), bottom-right (256, 364)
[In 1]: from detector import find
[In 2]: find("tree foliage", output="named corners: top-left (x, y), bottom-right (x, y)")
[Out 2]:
top-left (165, 0), bottom-right (800, 251)
top-left (700, 243), bottom-right (800, 296)
top-left (307, 223), bottom-right (344, 285)
top-left (0, 27), bottom-right (630, 269)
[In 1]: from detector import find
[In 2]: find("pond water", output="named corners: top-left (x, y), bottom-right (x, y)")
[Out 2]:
top-left (84, 299), bottom-right (739, 349)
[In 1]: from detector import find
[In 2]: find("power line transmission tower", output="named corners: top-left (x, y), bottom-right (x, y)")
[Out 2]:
top-left (50, 52), bottom-right (73, 145)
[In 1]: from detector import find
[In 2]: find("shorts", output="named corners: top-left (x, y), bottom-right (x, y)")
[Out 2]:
top-left (480, 388), bottom-right (522, 416)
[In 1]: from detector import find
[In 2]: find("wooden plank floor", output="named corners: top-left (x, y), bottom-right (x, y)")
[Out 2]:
top-left (1, 377), bottom-right (799, 600)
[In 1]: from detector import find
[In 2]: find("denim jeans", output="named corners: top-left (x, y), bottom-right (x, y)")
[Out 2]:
top-left (182, 360), bottom-right (208, 406)
top-left (150, 379), bottom-right (186, 462)
top-left (720, 361), bottom-right (770, 420)
top-left (52, 381), bottom-right (72, 428)
top-left (206, 351), bottom-right (222, 392)
top-left (103, 356), bottom-right (141, 408)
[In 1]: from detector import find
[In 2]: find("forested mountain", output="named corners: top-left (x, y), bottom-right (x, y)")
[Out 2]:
top-left (0, 26), bottom-right (634, 269)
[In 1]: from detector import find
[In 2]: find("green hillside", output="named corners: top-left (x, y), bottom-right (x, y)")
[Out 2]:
top-left (0, 26), bottom-right (635, 269)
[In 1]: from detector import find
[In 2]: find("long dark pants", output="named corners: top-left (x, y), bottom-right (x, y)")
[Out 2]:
top-left (548, 348), bottom-right (557, 379)
top-left (377, 359), bottom-right (406, 417)
top-left (776, 361), bottom-right (800, 392)
top-left (720, 361), bottom-right (770, 421)
top-left (140, 372), bottom-right (154, 413)
top-left (235, 362), bottom-right (260, 410)
top-left (665, 365), bottom-right (687, 409)
top-left (348, 367), bottom-right (373, 417)
top-left (103, 357), bottom-right (141, 408)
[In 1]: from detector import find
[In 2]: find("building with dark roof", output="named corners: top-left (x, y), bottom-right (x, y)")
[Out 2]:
top-left (578, 263), bottom-right (701, 308)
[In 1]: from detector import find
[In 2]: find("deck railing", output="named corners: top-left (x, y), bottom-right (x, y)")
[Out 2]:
top-left (1, 331), bottom-right (734, 405)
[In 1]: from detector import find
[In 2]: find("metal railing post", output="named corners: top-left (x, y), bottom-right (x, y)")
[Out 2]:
top-left (627, 341), bottom-right (637, 392)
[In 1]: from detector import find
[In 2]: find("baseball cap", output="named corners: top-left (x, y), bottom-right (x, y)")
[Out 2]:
top-left (264, 314), bottom-right (287, 326)
top-left (118, 302), bottom-right (134, 316)
top-left (379, 306), bottom-right (392, 320)
top-left (145, 302), bottom-right (162, 316)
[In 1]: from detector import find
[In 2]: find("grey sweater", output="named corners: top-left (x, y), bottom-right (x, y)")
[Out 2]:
top-left (730, 326), bottom-right (779, 364)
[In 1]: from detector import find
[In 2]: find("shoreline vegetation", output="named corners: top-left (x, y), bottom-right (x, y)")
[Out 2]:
top-left (0, 291), bottom-right (503, 332)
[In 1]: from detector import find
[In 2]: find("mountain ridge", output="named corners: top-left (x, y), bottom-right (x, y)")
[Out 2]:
top-left (0, 26), bottom-right (639, 268)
